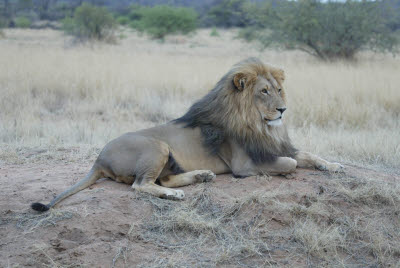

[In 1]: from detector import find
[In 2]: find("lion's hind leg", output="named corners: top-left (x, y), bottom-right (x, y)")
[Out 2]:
top-left (133, 182), bottom-right (185, 200)
top-left (131, 141), bottom-right (186, 200)
top-left (159, 170), bottom-right (216, 188)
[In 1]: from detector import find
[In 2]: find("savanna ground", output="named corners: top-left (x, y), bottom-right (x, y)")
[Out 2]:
top-left (0, 28), bottom-right (399, 267)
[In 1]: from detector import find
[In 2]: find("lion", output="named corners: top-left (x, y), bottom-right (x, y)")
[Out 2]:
top-left (31, 57), bottom-right (343, 212)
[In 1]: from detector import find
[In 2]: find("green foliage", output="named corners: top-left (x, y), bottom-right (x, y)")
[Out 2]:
top-left (61, 16), bottom-right (74, 33)
top-left (238, 27), bottom-right (261, 42)
top-left (116, 16), bottom-right (129, 25)
top-left (0, 7), bottom-right (6, 35)
top-left (210, 27), bottom-right (219, 37)
top-left (0, 16), bottom-right (5, 27)
top-left (382, 0), bottom-right (400, 32)
top-left (15, 16), bottom-right (31, 28)
top-left (243, 0), bottom-right (398, 60)
top-left (0, 20), bottom-right (4, 37)
top-left (17, 0), bottom-right (33, 11)
top-left (127, 4), bottom-right (143, 21)
top-left (207, 0), bottom-right (251, 28)
top-left (62, 3), bottom-right (117, 42)
top-left (130, 5), bottom-right (197, 39)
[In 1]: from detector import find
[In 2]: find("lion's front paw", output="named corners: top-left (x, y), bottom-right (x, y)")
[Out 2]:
top-left (317, 162), bottom-right (344, 172)
top-left (284, 172), bottom-right (296, 179)
top-left (327, 162), bottom-right (344, 172)
top-left (164, 189), bottom-right (185, 200)
top-left (195, 170), bottom-right (216, 183)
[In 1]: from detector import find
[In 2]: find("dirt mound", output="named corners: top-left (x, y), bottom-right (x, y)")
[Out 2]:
top-left (1, 163), bottom-right (399, 267)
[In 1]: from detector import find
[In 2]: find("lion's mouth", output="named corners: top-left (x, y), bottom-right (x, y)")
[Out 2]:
top-left (264, 116), bottom-right (282, 126)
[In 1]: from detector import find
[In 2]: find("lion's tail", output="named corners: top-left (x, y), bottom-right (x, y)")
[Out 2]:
top-left (31, 165), bottom-right (103, 212)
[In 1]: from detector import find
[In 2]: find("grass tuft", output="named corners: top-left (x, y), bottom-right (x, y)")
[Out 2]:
top-left (14, 209), bottom-right (75, 232)
top-left (132, 186), bottom-right (271, 267)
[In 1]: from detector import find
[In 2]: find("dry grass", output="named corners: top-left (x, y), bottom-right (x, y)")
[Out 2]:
top-left (4, 209), bottom-right (75, 233)
top-left (31, 243), bottom-right (85, 268)
top-left (131, 186), bottom-right (272, 267)
top-left (130, 175), bottom-right (400, 267)
top-left (0, 28), bottom-right (399, 171)
top-left (111, 245), bottom-right (129, 268)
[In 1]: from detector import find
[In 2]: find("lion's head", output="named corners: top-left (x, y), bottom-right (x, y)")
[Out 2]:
top-left (176, 57), bottom-right (296, 163)
top-left (231, 57), bottom-right (287, 127)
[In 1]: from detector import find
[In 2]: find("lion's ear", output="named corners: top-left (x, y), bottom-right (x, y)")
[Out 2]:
top-left (233, 73), bottom-right (247, 91)
top-left (273, 68), bottom-right (285, 82)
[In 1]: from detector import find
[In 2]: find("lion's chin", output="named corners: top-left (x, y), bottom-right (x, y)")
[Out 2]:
top-left (267, 119), bottom-right (282, 126)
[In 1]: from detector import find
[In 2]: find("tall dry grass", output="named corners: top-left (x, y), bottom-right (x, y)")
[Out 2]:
top-left (0, 28), bottom-right (399, 171)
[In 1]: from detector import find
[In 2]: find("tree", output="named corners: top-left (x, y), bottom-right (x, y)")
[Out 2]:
top-left (1, 0), bottom-right (11, 24)
top-left (207, 0), bottom-right (251, 28)
top-left (17, 0), bottom-right (33, 12)
top-left (0, 17), bottom-right (4, 37)
top-left (382, 0), bottom-right (400, 32)
top-left (62, 3), bottom-right (117, 42)
top-left (243, 0), bottom-right (398, 60)
top-left (36, 0), bottom-right (50, 20)
top-left (131, 5), bottom-right (197, 39)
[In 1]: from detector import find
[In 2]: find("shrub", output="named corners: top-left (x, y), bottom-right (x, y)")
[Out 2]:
top-left (127, 4), bottom-right (143, 21)
top-left (210, 27), bottom-right (219, 37)
top-left (0, 21), bottom-right (4, 37)
top-left (238, 27), bottom-right (262, 42)
top-left (382, 0), bottom-right (400, 32)
top-left (116, 16), bottom-right (129, 25)
top-left (62, 3), bottom-right (117, 42)
top-left (0, 16), bottom-right (5, 29)
top-left (243, 0), bottom-right (398, 60)
top-left (15, 16), bottom-right (31, 28)
top-left (131, 5), bottom-right (197, 39)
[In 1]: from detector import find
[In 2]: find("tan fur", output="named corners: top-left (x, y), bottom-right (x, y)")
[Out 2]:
top-left (31, 58), bottom-right (343, 212)
top-left (223, 60), bottom-right (290, 152)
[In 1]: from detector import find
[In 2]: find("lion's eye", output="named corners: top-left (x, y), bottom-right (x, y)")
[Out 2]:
top-left (278, 88), bottom-right (282, 94)
top-left (261, 89), bottom-right (270, 95)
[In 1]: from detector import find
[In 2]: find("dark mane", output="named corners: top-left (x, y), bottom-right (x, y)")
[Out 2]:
top-left (174, 73), bottom-right (229, 155)
top-left (174, 58), bottom-right (297, 164)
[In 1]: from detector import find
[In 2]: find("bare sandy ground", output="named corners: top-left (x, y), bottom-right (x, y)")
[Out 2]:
top-left (0, 162), bottom-right (398, 267)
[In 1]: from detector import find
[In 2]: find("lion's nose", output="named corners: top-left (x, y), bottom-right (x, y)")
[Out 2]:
top-left (276, 107), bottom-right (286, 114)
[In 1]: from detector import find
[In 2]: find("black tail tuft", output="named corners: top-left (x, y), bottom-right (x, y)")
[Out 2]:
top-left (31, 202), bottom-right (50, 212)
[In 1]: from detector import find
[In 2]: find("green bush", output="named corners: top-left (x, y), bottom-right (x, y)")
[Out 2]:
top-left (62, 3), bottom-right (117, 42)
top-left (382, 0), bottom-right (400, 32)
top-left (15, 16), bottom-right (31, 28)
top-left (238, 27), bottom-right (261, 42)
top-left (116, 16), bottom-right (129, 25)
top-left (210, 27), bottom-right (219, 37)
top-left (61, 16), bottom-right (75, 33)
top-left (242, 0), bottom-right (398, 60)
top-left (0, 16), bottom-right (5, 28)
top-left (0, 15), bottom-right (7, 36)
top-left (131, 5), bottom-right (197, 39)
top-left (127, 4), bottom-right (143, 21)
